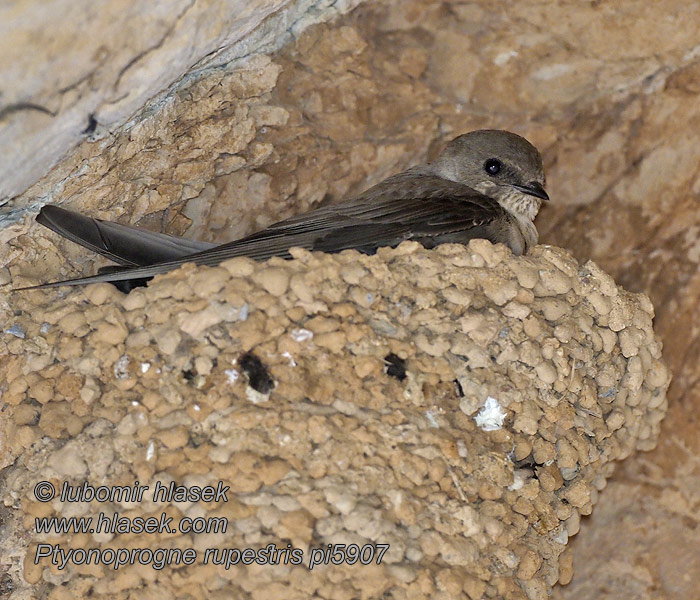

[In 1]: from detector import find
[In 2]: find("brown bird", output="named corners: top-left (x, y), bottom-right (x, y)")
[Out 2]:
top-left (20, 129), bottom-right (548, 292)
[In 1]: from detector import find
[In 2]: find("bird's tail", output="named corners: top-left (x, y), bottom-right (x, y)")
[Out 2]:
top-left (36, 205), bottom-right (216, 266)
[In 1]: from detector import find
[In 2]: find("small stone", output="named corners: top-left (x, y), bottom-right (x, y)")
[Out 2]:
top-left (415, 333), bottom-right (451, 357)
top-left (441, 285), bottom-right (473, 307)
top-left (646, 359), bottom-right (670, 388)
top-left (253, 267), bottom-right (290, 296)
top-left (468, 238), bottom-right (504, 266)
top-left (553, 323), bottom-right (574, 343)
top-left (47, 441), bottom-right (88, 477)
top-left (618, 326), bottom-right (643, 357)
top-left (339, 263), bottom-right (368, 285)
top-left (520, 577), bottom-right (549, 600)
top-left (558, 549), bottom-right (575, 586)
top-left (555, 439), bottom-right (578, 469)
top-left (29, 378), bottom-right (54, 404)
top-left (523, 316), bottom-right (542, 339)
top-left (84, 282), bottom-right (120, 305)
top-left (536, 464), bottom-right (563, 492)
top-left (157, 329), bottom-right (181, 355)
top-left (532, 439), bottom-right (556, 465)
top-left (58, 311), bottom-right (88, 335)
top-left (120, 290), bottom-right (148, 311)
top-left (13, 404), bottom-right (39, 425)
top-left (517, 549), bottom-right (542, 580)
top-left (607, 297), bottom-right (635, 332)
top-left (536, 267), bottom-right (572, 295)
top-left (305, 316), bottom-right (339, 334)
top-left (194, 356), bottom-right (214, 375)
top-left (481, 277), bottom-right (519, 306)
top-left (622, 356), bottom-right (644, 393)
top-left (605, 408), bottom-right (625, 431)
top-left (598, 328), bottom-right (617, 353)
top-left (178, 302), bottom-right (242, 337)
top-left (513, 439), bottom-right (532, 461)
top-left (157, 426), bottom-right (189, 449)
top-left (314, 331), bottom-right (346, 353)
top-left (220, 256), bottom-right (256, 277)
top-left (536, 298), bottom-right (570, 321)
top-left (91, 320), bottom-right (128, 345)
top-left (580, 260), bottom-right (618, 296)
top-left (509, 262), bottom-right (539, 288)
top-left (587, 292), bottom-right (611, 316)
top-left (189, 267), bottom-right (231, 297)
top-left (535, 362), bottom-right (557, 385)
top-left (289, 273), bottom-right (315, 302)
top-left (502, 301), bottom-right (530, 319)
top-left (562, 480), bottom-right (591, 508)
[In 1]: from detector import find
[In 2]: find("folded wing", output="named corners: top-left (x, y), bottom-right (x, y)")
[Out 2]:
top-left (23, 173), bottom-right (508, 289)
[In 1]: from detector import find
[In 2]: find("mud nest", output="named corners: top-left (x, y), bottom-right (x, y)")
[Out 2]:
top-left (1, 240), bottom-right (669, 600)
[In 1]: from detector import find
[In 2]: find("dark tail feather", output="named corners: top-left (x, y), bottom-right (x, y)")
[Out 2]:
top-left (96, 265), bottom-right (153, 292)
top-left (36, 205), bottom-right (216, 266)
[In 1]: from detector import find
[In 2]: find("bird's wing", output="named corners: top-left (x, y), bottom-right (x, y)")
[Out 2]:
top-left (165, 172), bottom-right (506, 260)
top-left (36, 205), bottom-right (216, 266)
top-left (20, 174), bottom-right (506, 289)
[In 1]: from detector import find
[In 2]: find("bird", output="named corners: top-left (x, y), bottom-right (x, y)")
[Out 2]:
top-left (18, 129), bottom-right (549, 292)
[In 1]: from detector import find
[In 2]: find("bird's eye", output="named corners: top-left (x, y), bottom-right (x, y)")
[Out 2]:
top-left (484, 159), bottom-right (502, 175)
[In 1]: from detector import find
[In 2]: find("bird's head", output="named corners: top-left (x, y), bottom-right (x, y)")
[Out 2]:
top-left (432, 129), bottom-right (549, 221)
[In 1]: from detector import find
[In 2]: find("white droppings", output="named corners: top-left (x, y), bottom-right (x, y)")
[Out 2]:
top-left (494, 49), bottom-right (518, 66)
top-left (534, 63), bottom-right (571, 80)
top-left (508, 469), bottom-right (532, 491)
top-left (457, 439), bottom-right (468, 458)
top-left (145, 441), bottom-right (155, 461)
top-left (474, 396), bottom-right (507, 431)
top-left (291, 328), bottom-right (313, 342)
top-left (113, 355), bottom-right (130, 380)
top-left (225, 368), bottom-right (240, 383)
top-left (238, 303), bottom-right (249, 321)
top-left (282, 351), bottom-right (296, 366)
top-left (193, 404), bottom-right (201, 412)
top-left (553, 528), bottom-right (569, 545)
top-left (425, 410), bottom-right (440, 428)
top-left (5, 324), bottom-right (25, 339)
top-left (246, 387), bottom-right (270, 404)
top-left (140, 362), bottom-right (151, 374)
top-left (131, 400), bottom-right (139, 407)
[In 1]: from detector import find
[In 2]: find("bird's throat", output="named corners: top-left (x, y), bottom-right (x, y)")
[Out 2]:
top-left (473, 183), bottom-right (542, 222)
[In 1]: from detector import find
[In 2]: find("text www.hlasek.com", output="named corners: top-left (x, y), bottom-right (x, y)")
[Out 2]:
top-left (35, 510), bottom-right (223, 536)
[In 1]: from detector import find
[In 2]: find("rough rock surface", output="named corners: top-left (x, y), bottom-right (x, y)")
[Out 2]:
top-left (0, 0), bottom-right (362, 202)
top-left (1, 242), bottom-right (669, 599)
top-left (1, 0), bottom-right (698, 597)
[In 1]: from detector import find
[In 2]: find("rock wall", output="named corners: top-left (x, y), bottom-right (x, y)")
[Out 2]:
top-left (2, 0), bottom-right (699, 598)
top-left (1, 242), bottom-right (669, 599)
top-left (0, 0), bottom-right (361, 203)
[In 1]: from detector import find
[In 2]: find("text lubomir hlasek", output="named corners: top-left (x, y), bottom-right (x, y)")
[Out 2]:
top-left (59, 480), bottom-right (230, 503)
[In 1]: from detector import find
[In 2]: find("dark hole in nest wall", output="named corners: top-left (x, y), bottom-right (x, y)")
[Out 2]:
top-left (384, 353), bottom-right (407, 381)
top-left (240, 352), bottom-right (275, 394)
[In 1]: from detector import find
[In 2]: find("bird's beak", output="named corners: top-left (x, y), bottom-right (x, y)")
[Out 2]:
top-left (512, 181), bottom-right (549, 201)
